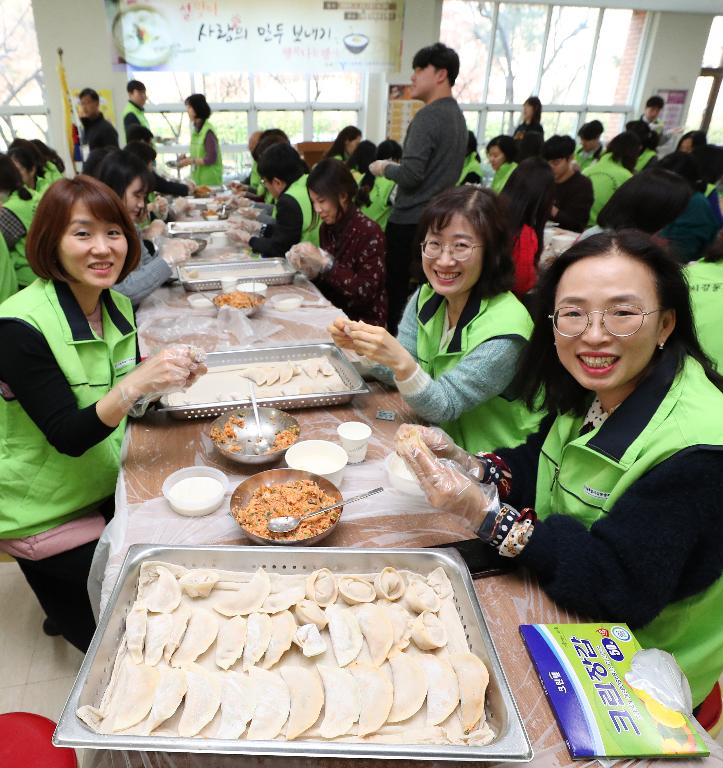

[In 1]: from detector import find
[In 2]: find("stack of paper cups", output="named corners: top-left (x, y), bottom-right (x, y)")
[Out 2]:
top-left (336, 421), bottom-right (372, 464)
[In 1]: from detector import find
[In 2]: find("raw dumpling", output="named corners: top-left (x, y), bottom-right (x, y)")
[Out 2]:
top-left (170, 608), bottom-right (218, 668)
top-left (387, 651), bottom-right (428, 723)
top-left (104, 659), bottom-right (160, 733)
top-left (144, 612), bottom-right (173, 667)
top-left (216, 615), bottom-right (247, 670)
top-left (179, 570), bottom-right (220, 598)
top-left (125, 602), bottom-right (147, 664)
top-left (214, 568), bottom-right (270, 616)
top-left (260, 581), bottom-right (306, 614)
top-left (294, 599), bottom-right (328, 629)
top-left (247, 667), bottom-right (290, 740)
top-left (139, 565), bottom-right (182, 614)
top-left (374, 567), bottom-right (405, 601)
top-left (411, 611), bottom-right (448, 650)
top-left (418, 653), bottom-right (459, 726)
top-left (427, 567), bottom-right (453, 599)
top-left (144, 667), bottom-right (187, 734)
top-left (319, 360), bottom-right (335, 376)
top-left (264, 366), bottom-right (281, 386)
top-left (163, 605), bottom-right (191, 664)
top-left (262, 610), bottom-right (296, 669)
top-left (338, 576), bottom-right (376, 605)
top-left (243, 368), bottom-right (266, 386)
top-left (216, 671), bottom-right (257, 739)
top-left (305, 568), bottom-right (337, 607)
top-left (280, 666), bottom-right (324, 739)
top-left (350, 662), bottom-right (393, 737)
top-left (278, 362), bottom-right (294, 385)
top-left (242, 612), bottom-right (272, 671)
top-left (302, 359), bottom-right (320, 378)
top-left (317, 665), bottom-right (361, 738)
top-left (355, 603), bottom-right (394, 667)
top-left (293, 623), bottom-right (327, 657)
top-left (450, 652), bottom-right (489, 734)
top-left (404, 578), bottom-right (441, 614)
top-left (326, 604), bottom-right (363, 667)
top-left (379, 600), bottom-right (413, 651)
top-left (178, 663), bottom-right (221, 738)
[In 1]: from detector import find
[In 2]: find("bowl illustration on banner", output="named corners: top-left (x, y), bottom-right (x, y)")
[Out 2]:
top-left (343, 33), bottom-right (370, 54)
top-left (112, 5), bottom-right (173, 68)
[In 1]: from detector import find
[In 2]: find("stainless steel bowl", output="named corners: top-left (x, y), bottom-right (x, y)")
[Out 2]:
top-left (230, 468), bottom-right (343, 545)
top-left (209, 407), bottom-right (299, 466)
top-left (212, 291), bottom-right (266, 318)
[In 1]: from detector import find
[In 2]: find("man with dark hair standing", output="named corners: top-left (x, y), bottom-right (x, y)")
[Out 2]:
top-left (78, 88), bottom-right (119, 151)
top-left (123, 80), bottom-right (151, 142)
top-left (641, 95), bottom-right (665, 134)
top-left (543, 135), bottom-right (593, 233)
top-left (369, 42), bottom-right (467, 333)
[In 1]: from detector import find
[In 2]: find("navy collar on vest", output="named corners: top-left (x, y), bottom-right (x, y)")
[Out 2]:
top-left (417, 281), bottom-right (487, 354)
top-left (586, 350), bottom-right (678, 461)
top-left (54, 281), bottom-right (134, 342)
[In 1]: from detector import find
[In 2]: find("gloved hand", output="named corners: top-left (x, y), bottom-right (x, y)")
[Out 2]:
top-left (159, 238), bottom-right (196, 265)
top-left (172, 197), bottom-right (191, 217)
top-left (148, 197), bottom-right (170, 220)
top-left (395, 423), bottom-right (487, 479)
top-left (185, 180), bottom-right (197, 194)
top-left (227, 227), bottom-right (252, 245)
top-left (237, 207), bottom-right (259, 220)
top-left (369, 159), bottom-right (392, 177)
top-left (394, 424), bottom-right (500, 534)
top-left (286, 242), bottom-right (333, 279)
top-left (143, 219), bottom-right (167, 239)
top-left (235, 218), bottom-right (262, 235)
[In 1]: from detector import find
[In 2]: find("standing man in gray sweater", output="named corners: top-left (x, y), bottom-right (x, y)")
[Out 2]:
top-left (370, 42), bottom-right (468, 333)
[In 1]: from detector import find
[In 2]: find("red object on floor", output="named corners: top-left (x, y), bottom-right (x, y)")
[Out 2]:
top-left (694, 681), bottom-right (722, 733)
top-left (0, 712), bottom-right (77, 768)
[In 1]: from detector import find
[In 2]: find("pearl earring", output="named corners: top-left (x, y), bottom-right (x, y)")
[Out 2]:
top-left (658, 342), bottom-right (665, 350)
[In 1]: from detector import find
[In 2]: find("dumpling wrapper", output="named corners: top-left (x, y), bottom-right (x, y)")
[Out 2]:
top-left (104, 658), bottom-right (160, 733)
top-left (305, 568), bottom-right (337, 607)
top-left (317, 664), bottom-right (361, 738)
top-left (418, 653), bottom-right (459, 726)
top-left (243, 368), bottom-right (267, 386)
top-left (355, 603), bottom-right (394, 667)
top-left (179, 570), bottom-right (220, 598)
top-left (350, 662), bottom-right (393, 737)
top-left (125, 601), bottom-right (147, 664)
top-left (262, 610), bottom-right (296, 669)
top-left (387, 650), bottom-right (428, 723)
top-left (427, 567), bottom-right (453, 599)
top-left (280, 666), bottom-right (324, 740)
top-left (144, 612), bottom-right (174, 667)
top-left (264, 366), bottom-right (281, 386)
top-left (170, 608), bottom-right (218, 668)
top-left (326, 604), bottom-right (363, 667)
top-left (411, 610), bottom-right (448, 650)
top-left (216, 671), bottom-right (257, 739)
top-left (379, 600), bottom-right (413, 651)
top-left (247, 667), bottom-right (290, 740)
top-left (404, 578), bottom-right (441, 614)
top-left (294, 599), bottom-right (328, 629)
top-left (293, 623), bottom-right (327, 657)
top-left (139, 565), bottom-right (182, 613)
top-left (216, 615), bottom-right (247, 670)
top-left (144, 666), bottom-right (187, 734)
top-left (178, 663), bottom-right (221, 738)
top-left (260, 581), bottom-right (306, 614)
top-left (215, 568), bottom-right (271, 617)
top-left (450, 652), bottom-right (489, 734)
top-left (163, 604), bottom-right (191, 664)
top-left (374, 567), bottom-right (406, 601)
top-left (278, 362), bottom-right (294, 385)
top-left (302, 359), bottom-right (320, 378)
top-left (242, 612), bottom-right (272, 671)
top-left (338, 575), bottom-right (376, 605)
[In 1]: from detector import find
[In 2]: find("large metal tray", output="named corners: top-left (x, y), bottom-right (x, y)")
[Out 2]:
top-left (158, 343), bottom-right (369, 419)
top-left (54, 544), bottom-right (532, 762)
top-left (177, 258), bottom-right (296, 291)
top-left (168, 220), bottom-right (231, 235)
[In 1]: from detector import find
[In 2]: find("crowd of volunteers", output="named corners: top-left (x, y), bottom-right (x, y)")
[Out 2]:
top-left (0, 41), bottom-right (721, 724)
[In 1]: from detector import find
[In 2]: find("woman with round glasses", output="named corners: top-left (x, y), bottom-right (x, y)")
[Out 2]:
top-left (395, 230), bottom-right (723, 719)
top-left (329, 185), bottom-right (540, 453)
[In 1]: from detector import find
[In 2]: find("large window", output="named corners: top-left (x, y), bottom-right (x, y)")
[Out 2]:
top-left (686, 15), bottom-right (722, 144)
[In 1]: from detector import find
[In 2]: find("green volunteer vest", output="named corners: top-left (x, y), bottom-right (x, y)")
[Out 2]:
top-left (0, 233), bottom-right (17, 304)
top-left (361, 176), bottom-right (395, 231)
top-left (0, 280), bottom-right (137, 538)
top-left (249, 160), bottom-right (262, 192)
top-left (634, 148), bottom-right (657, 173)
top-left (190, 120), bottom-right (223, 187)
top-left (490, 162), bottom-right (517, 194)
top-left (457, 153), bottom-right (483, 185)
top-left (574, 145), bottom-right (602, 173)
top-left (415, 285), bottom-right (541, 453)
top-left (284, 174), bottom-right (320, 247)
top-left (534, 355), bottom-right (723, 706)
top-left (685, 259), bottom-right (723, 370)
top-left (3, 187), bottom-right (40, 287)
top-left (122, 101), bottom-right (150, 131)
top-left (44, 161), bottom-right (64, 184)
top-left (582, 154), bottom-right (632, 226)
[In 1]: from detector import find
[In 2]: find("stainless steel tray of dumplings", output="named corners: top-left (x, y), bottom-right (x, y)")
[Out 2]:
top-left (177, 258), bottom-right (297, 291)
top-left (157, 343), bottom-right (369, 419)
top-left (54, 544), bottom-right (532, 762)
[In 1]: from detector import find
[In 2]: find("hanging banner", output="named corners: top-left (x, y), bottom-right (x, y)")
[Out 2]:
top-left (104, 0), bottom-right (404, 73)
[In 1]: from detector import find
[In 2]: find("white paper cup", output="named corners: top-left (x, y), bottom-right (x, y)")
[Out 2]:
top-left (337, 421), bottom-right (372, 463)
top-left (220, 277), bottom-right (238, 293)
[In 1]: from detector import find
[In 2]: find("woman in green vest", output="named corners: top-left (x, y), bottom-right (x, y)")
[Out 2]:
top-left (0, 153), bottom-right (40, 288)
top-left (626, 119), bottom-right (659, 173)
top-left (346, 139), bottom-right (376, 183)
top-left (30, 139), bottom-right (66, 186)
top-left (358, 139), bottom-right (401, 231)
top-left (324, 125), bottom-right (361, 162)
top-left (457, 131), bottom-right (483, 185)
top-left (330, 185), bottom-right (540, 454)
top-left (177, 93), bottom-right (223, 187)
top-left (686, 232), bottom-right (723, 370)
top-left (397, 230), bottom-right (723, 717)
top-left (0, 176), bottom-right (205, 651)
top-left (8, 138), bottom-right (53, 197)
top-left (0, 232), bottom-right (17, 303)
top-left (486, 135), bottom-right (518, 194)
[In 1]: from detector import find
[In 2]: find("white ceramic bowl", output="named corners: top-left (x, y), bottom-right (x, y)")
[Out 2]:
top-left (162, 466), bottom-right (228, 517)
top-left (236, 281), bottom-right (268, 297)
top-left (285, 440), bottom-right (348, 486)
top-left (271, 293), bottom-right (303, 311)
top-left (385, 452), bottom-right (426, 498)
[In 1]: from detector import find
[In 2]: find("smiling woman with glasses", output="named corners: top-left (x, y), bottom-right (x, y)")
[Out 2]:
top-left (329, 185), bottom-right (542, 453)
top-left (394, 230), bottom-right (723, 720)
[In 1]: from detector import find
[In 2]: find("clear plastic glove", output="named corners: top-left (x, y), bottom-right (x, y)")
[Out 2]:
top-left (185, 180), bottom-right (196, 194)
top-left (238, 207), bottom-right (259, 220)
top-left (235, 218), bottom-right (262, 235)
top-left (234, 195), bottom-right (254, 209)
top-left (395, 423), bottom-right (486, 479)
top-left (143, 219), bottom-right (167, 240)
top-left (172, 197), bottom-right (191, 217)
top-left (159, 238), bottom-right (194, 266)
top-left (227, 227), bottom-right (251, 245)
top-left (148, 197), bottom-right (170, 220)
top-left (394, 424), bottom-right (500, 534)
top-left (369, 159), bottom-right (391, 177)
top-left (286, 242), bottom-right (333, 279)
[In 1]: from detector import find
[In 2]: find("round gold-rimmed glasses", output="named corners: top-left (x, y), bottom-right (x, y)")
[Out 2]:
top-left (549, 305), bottom-right (663, 338)
top-left (420, 240), bottom-right (482, 262)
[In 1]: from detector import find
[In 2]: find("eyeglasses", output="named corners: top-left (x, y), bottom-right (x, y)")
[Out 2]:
top-left (420, 240), bottom-right (482, 262)
top-left (549, 305), bottom-right (663, 338)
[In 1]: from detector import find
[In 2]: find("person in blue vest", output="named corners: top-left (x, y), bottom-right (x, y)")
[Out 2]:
top-left (396, 230), bottom-right (723, 718)
top-left (0, 176), bottom-right (205, 651)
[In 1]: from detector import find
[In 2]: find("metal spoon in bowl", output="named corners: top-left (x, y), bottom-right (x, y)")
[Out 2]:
top-left (248, 384), bottom-right (271, 455)
top-left (267, 486), bottom-right (384, 534)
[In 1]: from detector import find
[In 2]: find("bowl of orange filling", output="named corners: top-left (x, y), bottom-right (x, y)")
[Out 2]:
top-left (209, 407), bottom-right (300, 466)
top-left (212, 290), bottom-right (265, 317)
top-left (230, 468), bottom-right (343, 545)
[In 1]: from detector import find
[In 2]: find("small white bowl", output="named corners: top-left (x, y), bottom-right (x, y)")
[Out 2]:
top-left (285, 440), bottom-right (348, 486)
top-left (271, 293), bottom-right (303, 311)
top-left (236, 281), bottom-right (268, 297)
top-left (385, 452), bottom-right (426, 498)
top-left (162, 466), bottom-right (228, 517)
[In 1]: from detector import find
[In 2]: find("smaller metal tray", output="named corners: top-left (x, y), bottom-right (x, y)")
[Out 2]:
top-left (177, 259), bottom-right (296, 291)
top-left (158, 343), bottom-right (369, 419)
top-left (168, 220), bottom-right (231, 235)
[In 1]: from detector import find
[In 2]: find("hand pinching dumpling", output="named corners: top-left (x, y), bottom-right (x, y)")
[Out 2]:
top-left (305, 568), bottom-right (338, 607)
top-left (338, 575), bottom-right (376, 605)
top-left (410, 610), bottom-right (448, 650)
top-left (374, 567), bottom-right (406, 601)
